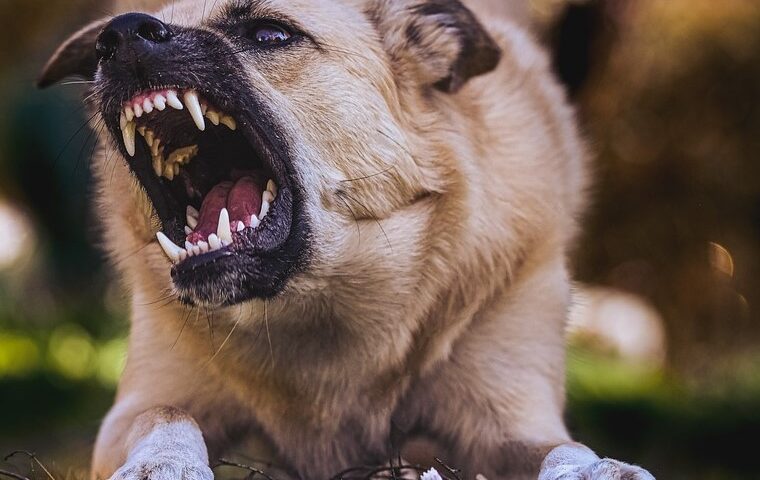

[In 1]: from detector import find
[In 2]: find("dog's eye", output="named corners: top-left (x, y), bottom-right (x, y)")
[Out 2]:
top-left (248, 23), bottom-right (291, 46)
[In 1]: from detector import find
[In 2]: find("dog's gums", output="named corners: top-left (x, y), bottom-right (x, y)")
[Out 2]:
top-left (119, 87), bottom-right (279, 264)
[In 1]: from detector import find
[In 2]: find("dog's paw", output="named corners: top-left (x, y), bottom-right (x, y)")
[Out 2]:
top-left (539, 444), bottom-right (654, 480)
top-left (109, 453), bottom-right (213, 480)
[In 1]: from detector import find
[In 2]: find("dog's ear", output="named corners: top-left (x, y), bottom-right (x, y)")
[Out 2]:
top-left (370, 0), bottom-right (501, 93)
top-left (38, 18), bottom-right (109, 88)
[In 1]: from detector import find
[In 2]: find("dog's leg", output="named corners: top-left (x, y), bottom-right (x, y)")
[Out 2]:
top-left (405, 250), bottom-right (655, 479)
top-left (92, 403), bottom-right (213, 480)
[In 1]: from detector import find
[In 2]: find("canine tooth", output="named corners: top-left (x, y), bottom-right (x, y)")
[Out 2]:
top-left (250, 215), bottom-right (260, 228)
top-left (134, 103), bottom-right (143, 118)
top-left (178, 249), bottom-right (188, 261)
top-left (217, 208), bottom-right (233, 245)
top-left (206, 110), bottom-right (220, 126)
top-left (259, 200), bottom-right (270, 219)
top-left (184, 226), bottom-right (193, 235)
top-left (220, 115), bottom-right (236, 130)
top-left (166, 90), bottom-right (184, 110)
top-left (208, 233), bottom-right (222, 250)
top-left (156, 231), bottom-right (182, 264)
top-left (186, 206), bottom-right (199, 229)
top-left (262, 190), bottom-right (274, 204)
top-left (143, 98), bottom-right (154, 114)
top-left (125, 106), bottom-right (135, 122)
top-left (122, 121), bottom-right (136, 157)
top-left (152, 153), bottom-right (163, 177)
top-left (119, 112), bottom-right (127, 130)
top-left (198, 241), bottom-right (209, 253)
top-left (267, 179), bottom-right (278, 197)
top-left (183, 90), bottom-right (206, 131)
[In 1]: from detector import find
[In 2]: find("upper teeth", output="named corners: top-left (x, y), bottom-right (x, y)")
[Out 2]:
top-left (118, 88), bottom-right (236, 162)
top-left (156, 183), bottom-right (278, 264)
top-left (119, 89), bottom-right (236, 181)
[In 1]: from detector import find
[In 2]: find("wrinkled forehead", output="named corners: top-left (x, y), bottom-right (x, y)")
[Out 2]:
top-left (143, 0), bottom-right (372, 35)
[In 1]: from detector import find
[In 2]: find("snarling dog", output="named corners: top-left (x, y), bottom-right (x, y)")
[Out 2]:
top-left (39, 0), bottom-right (654, 479)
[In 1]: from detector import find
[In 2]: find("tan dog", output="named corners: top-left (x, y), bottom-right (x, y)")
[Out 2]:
top-left (39, 1), bottom-right (653, 479)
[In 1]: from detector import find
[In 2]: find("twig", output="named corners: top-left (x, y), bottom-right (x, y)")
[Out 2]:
top-left (0, 469), bottom-right (30, 480)
top-left (214, 458), bottom-right (278, 480)
top-left (4, 452), bottom-right (55, 480)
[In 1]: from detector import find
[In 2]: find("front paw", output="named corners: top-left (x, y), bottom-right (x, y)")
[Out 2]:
top-left (109, 453), bottom-right (213, 480)
top-left (539, 444), bottom-right (654, 480)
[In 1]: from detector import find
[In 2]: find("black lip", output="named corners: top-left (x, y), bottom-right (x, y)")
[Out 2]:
top-left (96, 24), bottom-right (311, 304)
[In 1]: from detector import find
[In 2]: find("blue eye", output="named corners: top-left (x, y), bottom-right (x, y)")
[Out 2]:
top-left (250, 24), bottom-right (291, 45)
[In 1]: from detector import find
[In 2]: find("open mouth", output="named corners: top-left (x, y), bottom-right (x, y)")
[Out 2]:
top-left (108, 83), bottom-right (306, 305)
top-left (119, 87), bottom-right (280, 264)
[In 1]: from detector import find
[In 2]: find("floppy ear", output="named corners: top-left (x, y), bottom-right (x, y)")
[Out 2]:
top-left (38, 18), bottom-right (109, 88)
top-left (370, 0), bottom-right (501, 93)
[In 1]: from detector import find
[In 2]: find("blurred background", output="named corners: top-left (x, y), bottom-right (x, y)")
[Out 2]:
top-left (0, 0), bottom-right (759, 479)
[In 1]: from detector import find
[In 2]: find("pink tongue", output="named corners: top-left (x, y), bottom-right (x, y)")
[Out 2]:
top-left (188, 177), bottom-right (263, 242)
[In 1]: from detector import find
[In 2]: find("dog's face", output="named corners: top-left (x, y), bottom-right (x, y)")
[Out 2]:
top-left (40, 0), bottom-right (500, 307)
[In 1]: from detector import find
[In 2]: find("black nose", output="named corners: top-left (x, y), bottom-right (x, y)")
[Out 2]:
top-left (96, 13), bottom-right (173, 62)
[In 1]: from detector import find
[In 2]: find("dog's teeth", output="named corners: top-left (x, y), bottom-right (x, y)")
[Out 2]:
top-left (137, 126), bottom-right (146, 137)
top-left (143, 98), bottom-right (154, 114)
top-left (200, 102), bottom-right (208, 115)
top-left (134, 103), bottom-right (143, 118)
top-left (151, 138), bottom-right (161, 156)
top-left (259, 200), bottom-right (270, 219)
top-left (183, 90), bottom-right (206, 131)
top-left (119, 112), bottom-right (127, 130)
top-left (153, 94), bottom-right (166, 110)
top-left (166, 90), bottom-right (184, 110)
top-left (152, 153), bottom-right (163, 177)
top-left (192, 245), bottom-right (201, 256)
top-left (217, 208), bottom-right (233, 245)
top-left (185, 240), bottom-right (194, 251)
top-left (198, 241), bottom-right (209, 253)
top-left (122, 121), bottom-right (136, 157)
top-left (205, 110), bottom-right (220, 126)
top-left (236, 221), bottom-right (245, 232)
top-left (156, 231), bottom-right (182, 264)
top-left (250, 214), bottom-right (260, 228)
top-left (124, 106), bottom-right (134, 122)
top-left (266, 180), bottom-right (277, 198)
top-left (167, 145), bottom-right (199, 166)
top-left (173, 163), bottom-right (180, 176)
top-left (163, 163), bottom-right (175, 180)
top-left (262, 190), bottom-right (274, 204)
top-left (208, 233), bottom-right (222, 250)
top-left (220, 115), bottom-right (237, 131)
top-left (186, 206), bottom-right (199, 229)
top-left (178, 249), bottom-right (188, 261)
top-left (184, 226), bottom-right (193, 235)
top-left (145, 130), bottom-right (155, 146)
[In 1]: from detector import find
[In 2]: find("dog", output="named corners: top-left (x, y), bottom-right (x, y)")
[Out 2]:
top-left (38, 0), bottom-right (654, 479)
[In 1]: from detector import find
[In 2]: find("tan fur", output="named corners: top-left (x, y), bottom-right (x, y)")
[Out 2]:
top-left (42, 0), bottom-right (652, 479)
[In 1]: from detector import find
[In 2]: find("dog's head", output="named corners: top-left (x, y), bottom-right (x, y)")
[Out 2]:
top-left (39, 0), bottom-right (501, 307)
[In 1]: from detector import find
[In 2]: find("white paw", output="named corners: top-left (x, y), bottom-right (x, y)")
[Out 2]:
top-left (573, 458), bottom-right (654, 480)
top-left (109, 453), bottom-right (213, 480)
top-left (539, 444), bottom-right (654, 480)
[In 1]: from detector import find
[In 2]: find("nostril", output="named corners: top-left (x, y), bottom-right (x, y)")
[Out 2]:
top-left (136, 19), bottom-right (172, 43)
top-left (96, 29), bottom-right (120, 61)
